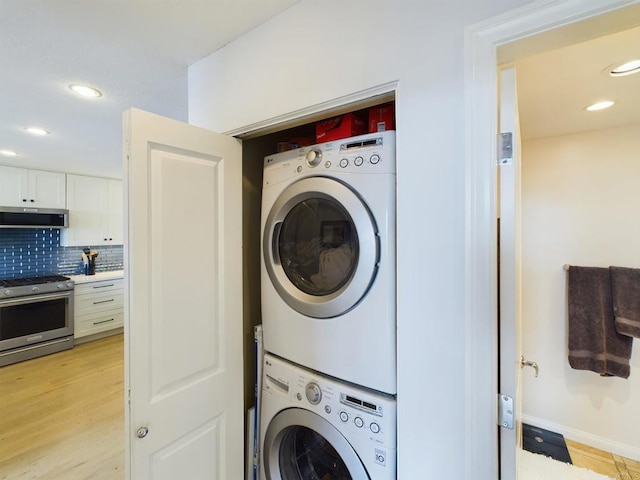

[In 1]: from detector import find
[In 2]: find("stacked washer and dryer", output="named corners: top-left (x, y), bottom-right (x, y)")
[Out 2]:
top-left (259, 131), bottom-right (397, 480)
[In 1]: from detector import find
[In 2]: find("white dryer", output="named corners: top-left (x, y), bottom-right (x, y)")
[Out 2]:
top-left (260, 353), bottom-right (396, 480)
top-left (261, 131), bottom-right (396, 394)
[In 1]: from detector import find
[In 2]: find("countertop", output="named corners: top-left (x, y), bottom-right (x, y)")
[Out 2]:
top-left (69, 270), bottom-right (124, 284)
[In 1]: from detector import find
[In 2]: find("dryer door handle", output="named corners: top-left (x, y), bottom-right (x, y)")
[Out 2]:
top-left (272, 222), bottom-right (282, 265)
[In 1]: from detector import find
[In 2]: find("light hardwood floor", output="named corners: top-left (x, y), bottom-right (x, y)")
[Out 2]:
top-left (567, 439), bottom-right (640, 480)
top-left (3, 334), bottom-right (638, 479)
top-left (0, 334), bottom-right (124, 480)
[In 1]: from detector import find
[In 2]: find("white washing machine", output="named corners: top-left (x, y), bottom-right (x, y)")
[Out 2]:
top-left (259, 353), bottom-right (396, 480)
top-left (261, 131), bottom-right (396, 394)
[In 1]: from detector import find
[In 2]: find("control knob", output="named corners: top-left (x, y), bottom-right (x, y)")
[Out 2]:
top-left (305, 149), bottom-right (322, 167)
top-left (305, 382), bottom-right (322, 405)
top-left (4, 289), bottom-right (12, 296)
top-left (31, 286), bottom-right (39, 293)
top-left (66, 282), bottom-right (74, 288)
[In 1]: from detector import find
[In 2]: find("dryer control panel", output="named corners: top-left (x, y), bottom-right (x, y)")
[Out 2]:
top-left (263, 131), bottom-right (396, 189)
top-left (263, 353), bottom-right (397, 447)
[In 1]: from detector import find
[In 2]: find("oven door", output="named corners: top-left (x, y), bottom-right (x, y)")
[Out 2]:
top-left (0, 291), bottom-right (74, 351)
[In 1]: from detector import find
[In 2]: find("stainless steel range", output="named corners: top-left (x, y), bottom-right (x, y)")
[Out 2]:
top-left (0, 274), bottom-right (74, 367)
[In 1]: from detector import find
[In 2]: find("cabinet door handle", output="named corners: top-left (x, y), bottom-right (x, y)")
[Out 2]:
top-left (30, 199), bottom-right (34, 202)
top-left (92, 284), bottom-right (115, 289)
top-left (93, 318), bottom-right (115, 325)
top-left (93, 298), bottom-right (115, 305)
top-left (22, 199), bottom-right (27, 202)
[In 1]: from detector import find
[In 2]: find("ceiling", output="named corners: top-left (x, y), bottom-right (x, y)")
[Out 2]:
top-left (0, 0), bottom-right (299, 179)
top-left (0, 2), bottom-right (637, 180)
top-left (515, 25), bottom-right (640, 140)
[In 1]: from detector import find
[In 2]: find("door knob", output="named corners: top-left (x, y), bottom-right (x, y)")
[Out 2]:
top-left (520, 355), bottom-right (539, 377)
top-left (137, 426), bottom-right (149, 438)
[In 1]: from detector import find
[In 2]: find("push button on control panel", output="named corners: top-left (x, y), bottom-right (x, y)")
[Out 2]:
top-left (339, 158), bottom-right (349, 168)
top-left (370, 422), bottom-right (380, 434)
top-left (370, 154), bottom-right (380, 164)
top-left (354, 156), bottom-right (364, 166)
top-left (354, 417), bottom-right (364, 428)
top-left (339, 411), bottom-right (349, 422)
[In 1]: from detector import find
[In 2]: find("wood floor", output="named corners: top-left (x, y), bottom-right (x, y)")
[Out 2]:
top-left (2, 334), bottom-right (639, 479)
top-left (0, 334), bottom-right (124, 480)
top-left (567, 439), bottom-right (640, 480)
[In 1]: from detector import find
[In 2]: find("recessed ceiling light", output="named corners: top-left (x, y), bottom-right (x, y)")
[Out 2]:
top-left (69, 84), bottom-right (103, 98)
top-left (610, 59), bottom-right (640, 77)
top-left (0, 150), bottom-right (18, 156)
top-left (24, 126), bottom-right (50, 136)
top-left (585, 101), bottom-right (615, 112)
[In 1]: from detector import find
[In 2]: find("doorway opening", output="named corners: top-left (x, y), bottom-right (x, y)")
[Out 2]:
top-left (467, 1), bottom-right (640, 478)
top-left (497, 17), bottom-right (640, 477)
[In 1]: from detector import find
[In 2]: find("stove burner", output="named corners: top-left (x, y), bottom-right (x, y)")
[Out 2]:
top-left (0, 275), bottom-right (71, 288)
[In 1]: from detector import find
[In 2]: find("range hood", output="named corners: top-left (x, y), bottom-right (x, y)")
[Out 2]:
top-left (0, 206), bottom-right (69, 228)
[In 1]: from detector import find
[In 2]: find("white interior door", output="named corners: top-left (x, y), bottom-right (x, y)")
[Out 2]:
top-left (498, 66), bottom-right (523, 479)
top-left (123, 108), bottom-right (244, 480)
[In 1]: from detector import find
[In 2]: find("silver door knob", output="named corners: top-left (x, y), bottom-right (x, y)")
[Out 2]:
top-left (520, 355), bottom-right (539, 377)
top-left (137, 426), bottom-right (149, 438)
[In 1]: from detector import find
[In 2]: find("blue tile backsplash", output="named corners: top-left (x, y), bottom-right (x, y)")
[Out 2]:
top-left (0, 228), bottom-right (123, 279)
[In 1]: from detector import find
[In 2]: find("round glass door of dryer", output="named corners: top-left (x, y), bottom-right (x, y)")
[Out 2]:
top-left (263, 409), bottom-right (370, 480)
top-left (263, 177), bottom-right (379, 319)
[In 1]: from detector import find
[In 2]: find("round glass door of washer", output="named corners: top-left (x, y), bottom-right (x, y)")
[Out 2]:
top-left (263, 177), bottom-right (379, 319)
top-left (263, 409), bottom-right (370, 479)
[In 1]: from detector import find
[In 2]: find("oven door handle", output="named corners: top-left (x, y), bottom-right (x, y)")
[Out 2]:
top-left (0, 291), bottom-right (72, 307)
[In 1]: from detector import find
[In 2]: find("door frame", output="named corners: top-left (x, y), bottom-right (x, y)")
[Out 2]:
top-left (463, 0), bottom-right (638, 477)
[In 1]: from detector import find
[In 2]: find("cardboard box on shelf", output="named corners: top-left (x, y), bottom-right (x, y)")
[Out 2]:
top-left (368, 102), bottom-right (395, 133)
top-left (316, 113), bottom-right (366, 143)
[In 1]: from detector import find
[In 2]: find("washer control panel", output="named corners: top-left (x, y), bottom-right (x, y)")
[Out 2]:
top-left (263, 131), bottom-right (396, 188)
top-left (263, 353), bottom-right (396, 447)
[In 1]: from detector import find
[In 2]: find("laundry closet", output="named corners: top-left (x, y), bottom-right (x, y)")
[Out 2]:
top-left (239, 95), bottom-right (396, 412)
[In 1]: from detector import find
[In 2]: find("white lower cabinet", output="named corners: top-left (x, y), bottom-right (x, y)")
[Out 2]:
top-left (74, 278), bottom-right (124, 339)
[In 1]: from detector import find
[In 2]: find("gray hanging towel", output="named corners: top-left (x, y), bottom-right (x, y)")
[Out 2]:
top-left (610, 266), bottom-right (640, 338)
top-left (568, 266), bottom-right (632, 378)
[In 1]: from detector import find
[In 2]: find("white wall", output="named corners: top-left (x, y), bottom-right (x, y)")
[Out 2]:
top-left (521, 124), bottom-right (640, 458)
top-left (188, 0), bottom-right (531, 477)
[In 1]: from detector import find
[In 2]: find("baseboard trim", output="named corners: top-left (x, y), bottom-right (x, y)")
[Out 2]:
top-left (522, 414), bottom-right (640, 460)
top-left (74, 327), bottom-right (124, 345)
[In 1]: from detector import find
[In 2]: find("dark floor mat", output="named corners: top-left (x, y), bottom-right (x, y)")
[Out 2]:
top-left (522, 423), bottom-right (573, 464)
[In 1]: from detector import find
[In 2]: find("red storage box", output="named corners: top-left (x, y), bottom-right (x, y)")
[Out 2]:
top-left (368, 102), bottom-right (395, 133)
top-left (316, 113), bottom-right (366, 143)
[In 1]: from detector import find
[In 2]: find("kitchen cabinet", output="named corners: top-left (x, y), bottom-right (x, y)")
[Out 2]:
top-left (0, 166), bottom-right (66, 208)
top-left (61, 174), bottom-right (123, 246)
top-left (73, 275), bottom-right (124, 339)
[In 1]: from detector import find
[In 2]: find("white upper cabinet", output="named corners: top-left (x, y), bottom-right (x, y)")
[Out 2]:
top-left (0, 166), bottom-right (66, 208)
top-left (105, 179), bottom-right (123, 244)
top-left (61, 174), bottom-right (123, 247)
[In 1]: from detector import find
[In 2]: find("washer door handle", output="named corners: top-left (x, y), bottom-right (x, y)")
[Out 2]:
top-left (272, 221), bottom-right (282, 265)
